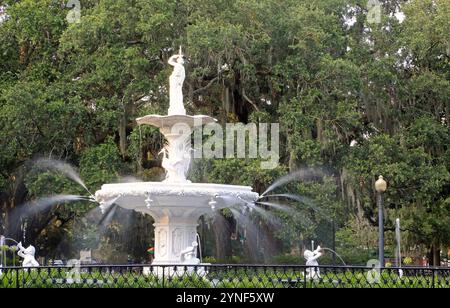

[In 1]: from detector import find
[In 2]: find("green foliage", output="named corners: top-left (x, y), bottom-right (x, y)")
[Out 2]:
top-left (271, 254), bottom-right (304, 265)
top-left (79, 137), bottom-right (125, 190)
top-left (404, 257), bottom-right (413, 265)
top-left (0, 0), bottom-right (449, 263)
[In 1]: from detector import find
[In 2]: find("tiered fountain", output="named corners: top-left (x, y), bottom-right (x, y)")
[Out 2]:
top-left (94, 48), bottom-right (259, 267)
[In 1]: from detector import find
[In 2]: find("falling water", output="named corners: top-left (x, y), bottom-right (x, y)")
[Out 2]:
top-left (98, 196), bottom-right (121, 215)
top-left (0, 237), bottom-right (20, 268)
top-left (209, 211), bottom-right (233, 261)
top-left (229, 208), bottom-right (264, 262)
top-left (98, 197), bottom-right (121, 226)
top-left (196, 233), bottom-right (203, 263)
top-left (395, 218), bottom-right (401, 267)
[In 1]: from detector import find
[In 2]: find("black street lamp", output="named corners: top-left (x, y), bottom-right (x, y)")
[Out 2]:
top-left (375, 175), bottom-right (387, 267)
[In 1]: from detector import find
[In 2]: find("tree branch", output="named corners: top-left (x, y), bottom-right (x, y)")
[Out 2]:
top-left (193, 76), bottom-right (219, 95)
top-left (242, 89), bottom-right (260, 112)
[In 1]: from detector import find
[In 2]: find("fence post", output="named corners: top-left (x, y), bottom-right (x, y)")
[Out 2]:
top-left (432, 268), bottom-right (435, 288)
top-left (162, 266), bottom-right (165, 288)
top-left (303, 267), bottom-right (307, 289)
top-left (16, 268), bottom-right (19, 289)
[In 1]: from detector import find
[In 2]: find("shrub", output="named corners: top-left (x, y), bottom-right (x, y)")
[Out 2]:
top-left (271, 254), bottom-right (304, 265)
top-left (403, 257), bottom-right (413, 265)
top-left (202, 256), bottom-right (216, 264)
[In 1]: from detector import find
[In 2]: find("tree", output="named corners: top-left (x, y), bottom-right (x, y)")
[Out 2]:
top-left (0, 0), bottom-right (448, 264)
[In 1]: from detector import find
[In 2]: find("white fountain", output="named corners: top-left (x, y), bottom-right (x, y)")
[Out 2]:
top-left (95, 48), bottom-right (259, 267)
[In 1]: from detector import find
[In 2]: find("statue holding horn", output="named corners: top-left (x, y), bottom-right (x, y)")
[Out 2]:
top-left (168, 46), bottom-right (186, 115)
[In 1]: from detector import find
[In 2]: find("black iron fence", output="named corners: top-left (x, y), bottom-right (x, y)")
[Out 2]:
top-left (1, 264), bottom-right (449, 288)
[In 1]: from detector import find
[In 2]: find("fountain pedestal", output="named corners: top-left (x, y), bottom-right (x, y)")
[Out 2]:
top-left (152, 221), bottom-right (197, 265)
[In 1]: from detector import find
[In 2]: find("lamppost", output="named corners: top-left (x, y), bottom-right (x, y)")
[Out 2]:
top-left (375, 175), bottom-right (387, 267)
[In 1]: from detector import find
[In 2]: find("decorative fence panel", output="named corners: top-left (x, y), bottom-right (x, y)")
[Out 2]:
top-left (1, 264), bottom-right (449, 288)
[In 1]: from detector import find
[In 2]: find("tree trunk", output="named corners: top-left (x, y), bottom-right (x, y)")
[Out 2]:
top-left (433, 246), bottom-right (441, 266)
top-left (287, 134), bottom-right (297, 171)
top-left (429, 244), bottom-right (441, 266)
top-left (188, 81), bottom-right (194, 106)
top-left (119, 112), bottom-right (127, 158)
top-left (317, 118), bottom-right (323, 143)
top-left (212, 213), bottom-right (232, 262)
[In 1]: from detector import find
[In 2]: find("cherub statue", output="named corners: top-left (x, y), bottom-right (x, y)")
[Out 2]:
top-left (17, 242), bottom-right (39, 268)
top-left (180, 241), bottom-right (200, 265)
top-left (304, 245), bottom-right (322, 279)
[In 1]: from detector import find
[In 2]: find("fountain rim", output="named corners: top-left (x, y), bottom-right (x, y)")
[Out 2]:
top-left (136, 114), bottom-right (217, 128)
top-left (98, 181), bottom-right (256, 190)
top-left (95, 181), bottom-right (259, 201)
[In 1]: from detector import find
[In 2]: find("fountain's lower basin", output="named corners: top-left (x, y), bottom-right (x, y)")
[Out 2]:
top-left (95, 182), bottom-right (258, 264)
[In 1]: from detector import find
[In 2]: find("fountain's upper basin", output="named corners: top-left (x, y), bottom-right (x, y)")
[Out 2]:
top-left (136, 114), bottom-right (217, 129)
top-left (95, 182), bottom-right (259, 220)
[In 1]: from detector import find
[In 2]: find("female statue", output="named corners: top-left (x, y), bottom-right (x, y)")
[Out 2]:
top-left (168, 51), bottom-right (186, 115)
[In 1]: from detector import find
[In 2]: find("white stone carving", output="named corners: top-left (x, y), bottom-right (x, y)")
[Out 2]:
top-left (180, 241), bottom-right (200, 265)
top-left (17, 242), bottom-right (39, 268)
top-left (304, 245), bottom-right (322, 280)
top-left (172, 228), bottom-right (183, 256)
top-left (157, 229), bottom-right (167, 257)
top-left (168, 47), bottom-right (186, 116)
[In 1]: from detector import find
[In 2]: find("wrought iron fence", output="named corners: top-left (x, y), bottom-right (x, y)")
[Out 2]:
top-left (0, 264), bottom-right (449, 288)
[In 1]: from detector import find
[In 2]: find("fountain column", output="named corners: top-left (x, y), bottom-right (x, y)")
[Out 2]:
top-left (153, 220), bottom-right (198, 265)
top-left (142, 202), bottom-right (214, 265)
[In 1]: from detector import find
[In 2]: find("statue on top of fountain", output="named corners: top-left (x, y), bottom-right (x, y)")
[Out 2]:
top-left (168, 46), bottom-right (186, 116)
top-left (135, 46), bottom-right (218, 183)
top-left (17, 242), bottom-right (39, 268)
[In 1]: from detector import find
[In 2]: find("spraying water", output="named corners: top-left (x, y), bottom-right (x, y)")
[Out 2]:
top-left (34, 158), bottom-right (94, 197)
top-left (12, 194), bottom-right (96, 220)
top-left (259, 193), bottom-right (329, 221)
top-left (255, 201), bottom-right (296, 215)
top-left (2, 238), bottom-right (19, 245)
top-left (321, 247), bottom-right (347, 266)
top-left (216, 195), bottom-right (282, 226)
top-left (260, 167), bottom-right (326, 197)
